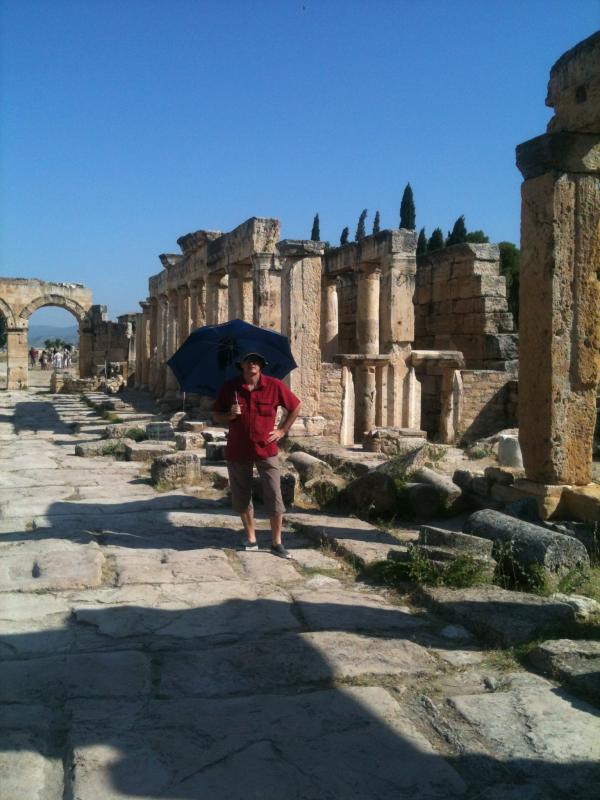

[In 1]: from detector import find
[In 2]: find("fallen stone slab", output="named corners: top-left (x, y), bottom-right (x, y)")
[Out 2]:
top-left (181, 420), bottom-right (207, 432)
top-left (528, 639), bottom-right (600, 704)
top-left (464, 509), bottom-right (590, 587)
top-left (145, 421), bottom-right (175, 440)
top-left (75, 438), bottom-right (131, 457)
top-left (448, 676), bottom-right (600, 795)
top-left (161, 631), bottom-right (436, 697)
top-left (412, 467), bottom-right (462, 510)
top-left (0, 540), bottom-right (104, 592)
top-left (419, 585), bottom-right (577, 645)
top-left (419, 525), bottom-right (494, 557)
top-left (0, 651), bottom-right (151, 702)
top-left (124, 441), bottom-right (175, 462)
top-left (205, 440), bottom-right (227, 461)
top-left (287, 511), bottom-right (407, 567)
top-left (549, 592), bottom-right (600, 621)
top-left (103, 422), bottom-right (146, 439)
top-left (397, 481), bottom-right (445, 521)
top-left (66, 688), bottom-right (466, 799)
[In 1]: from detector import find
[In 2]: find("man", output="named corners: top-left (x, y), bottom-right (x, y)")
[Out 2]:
top-left (213, 352), bottom-right (301, 558)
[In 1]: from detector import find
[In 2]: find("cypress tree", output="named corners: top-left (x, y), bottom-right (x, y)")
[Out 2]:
top-left (372, 210), bottom-right (381, 235)
top-left (416, 227), bottom-right (427, 255)
top-left (340, 227), bottom-right (350, 246)
top-left (446, 215), bottom-right (467, 246)
top-left (311, 213), bottom-right (320, 241)
top-left (355, 209), bottom-right (368, 241)
top-left (399, 183), bottom-right (416, 230)
top-left (428, 227), bottom-right (445, 252)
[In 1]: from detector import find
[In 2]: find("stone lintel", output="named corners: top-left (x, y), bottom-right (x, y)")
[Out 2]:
top-left (410, 350), bottom-right (465, 369)
top-left (334, 354), bottom-right (390, 367)
top-left (417, 243), bottom-right (500, 268)
top-left (323, 229), bottom-right (416, 276)
top-left (277, 240), bottom-right (325, 258)
top-left (516, 132), bottom-right (600, 179)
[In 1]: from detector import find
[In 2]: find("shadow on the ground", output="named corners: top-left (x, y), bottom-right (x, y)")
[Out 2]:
top-left (0, 596), bottom-right (599, 799)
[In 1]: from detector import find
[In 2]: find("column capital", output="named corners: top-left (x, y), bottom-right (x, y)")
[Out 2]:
top-left (178, 284), bottom-right (190, 298)
top-left (139, 300), bottom-right (151, 312)
top-left (252, 252), bottom-right (277, 270)
top-left (516, 132), bottom-right (600, 179)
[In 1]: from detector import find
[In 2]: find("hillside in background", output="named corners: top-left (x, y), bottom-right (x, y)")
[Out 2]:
top-left (28, 324), bottom-right (78, 347)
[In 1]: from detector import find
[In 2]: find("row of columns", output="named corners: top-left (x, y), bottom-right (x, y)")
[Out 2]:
top-left (135, 253), bottom-right (283, 399)
top-left (322, 254), bottom-right (419, 443)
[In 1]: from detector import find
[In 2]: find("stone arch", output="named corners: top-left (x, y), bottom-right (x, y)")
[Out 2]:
top-left (18, 294), bottom-right (89, 324)
top-left (0, 297), bottom-right (16, 328)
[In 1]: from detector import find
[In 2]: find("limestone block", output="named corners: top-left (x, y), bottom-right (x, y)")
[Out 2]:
top-left (528, 639), bottom-right (600, 704)
top-left (145, 421), bottom-right (175, 440)
top-left (205, 441), bottom-right (227, 461)
top-left (125, 441), bottom-right (174, 462)
top-left (174, 431), bottom-right (204, 450)
top-left (343, 470), bottom-right (398, 516)
top-left (497, 434), bottom-right (524, 468)
top-left (419, 525), bottom-right (494, 557)
top-left (75, 438), bottom-right (130, 457)
top-left (150, 452), bottom-right (205, 488)
top-left (181, 420), bottom-right (206, 432)
top-left (557, 484), bottom-right (600, 522)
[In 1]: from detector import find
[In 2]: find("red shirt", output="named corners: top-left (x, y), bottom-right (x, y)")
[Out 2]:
top-left (213, 374), bottom-right (300, 462)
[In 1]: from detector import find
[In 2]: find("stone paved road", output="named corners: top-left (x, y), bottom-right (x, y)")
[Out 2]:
top-left (1, 391), bottom-right (599, 799)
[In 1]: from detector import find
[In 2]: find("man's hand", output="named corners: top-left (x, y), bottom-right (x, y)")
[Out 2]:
top-left (267, 428), bottom-right (285, 444)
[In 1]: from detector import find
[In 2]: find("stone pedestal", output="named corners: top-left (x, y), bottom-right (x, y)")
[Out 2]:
top-left (516, 33), bottom-right (600, 486)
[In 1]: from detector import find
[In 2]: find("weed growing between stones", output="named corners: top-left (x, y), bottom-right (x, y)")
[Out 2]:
top-left (493, 540), bottom-right (550, 595)
top-left (101, 410), bottom-right (123, 423)
top-left (466, 443), bottom-right (494, 460)
top-left (124, 428), bottom-right (147, 442)
top-left (366, 548), bottom-right (492, 590)
top-left (558, 564), bottom-right (600, 604)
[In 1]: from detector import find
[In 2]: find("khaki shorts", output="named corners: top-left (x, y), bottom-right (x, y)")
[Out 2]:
top-left (227, 456), bottom-right (285, 516)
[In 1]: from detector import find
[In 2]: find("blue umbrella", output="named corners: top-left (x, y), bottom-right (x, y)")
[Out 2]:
top-left (167, 319), bottom-right (298, 397)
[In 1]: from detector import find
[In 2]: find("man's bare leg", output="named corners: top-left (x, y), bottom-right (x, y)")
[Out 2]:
top-left (240, 509), bottom-right (256, 543)
top-left (270, 513), bottom-right (283, 546)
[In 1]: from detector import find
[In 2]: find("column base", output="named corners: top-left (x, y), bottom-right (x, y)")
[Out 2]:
top-left (501, 479), bottom-right (600, 522)
top-left (287, 415), bottom-right (326, 438)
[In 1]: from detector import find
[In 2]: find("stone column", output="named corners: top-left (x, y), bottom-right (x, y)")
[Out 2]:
top-left (380, 241), bottom-right (417, 350)
top-left (164, 289), bottom-right (179, 397)
top-left (148, 298), bottom-right (159, 393)
top-left (356, 266), bottom-right (380, 355)
top-left (190, 279), bottom-right (206, 329)
top-left (516, 33), bottom-right (600, 486)
top-left (228, 266), bottom-right (253, 322)
top-left (6, 325), bottom-right (29, 389)
top-left (355, 363), bottom-right (377, 440)
top-left (209, 273), bottom-right (229, 324)
top-left (155, 295), bottom-right (168, 397)
top-left (78, 319), bottom-right (93, 379)
top-left (178, 285), bottom-right (191, 341)
top-left (278, 240), bottom-right (325, 435)
top-left (252, 252), bottom-right (281, 330)
top-left (134, 313), bottom-right (143, 387)
top-left (322, 278), bottom-right (339, 360)
top-left (340, 364), bottom-right (355, 446)
top-left (139, 301), bottom-right (151, 390)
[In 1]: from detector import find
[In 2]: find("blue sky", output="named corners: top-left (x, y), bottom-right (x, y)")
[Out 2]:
top-left (1, 0), bottom-right (598, 325)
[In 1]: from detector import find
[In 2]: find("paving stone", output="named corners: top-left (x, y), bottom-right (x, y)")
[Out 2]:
top-left (286, 547), bottom-right (342, 571)
top-left (124, 441), bottom-right (175, 461)
top-left (236, 550), bottom-right (304, 584)
top-left (449, 679), bottom-right (600, 795)
top-left (67, 688), bottom-right (467, 799)
top-left (0, 736), bottom-right (64, 800)
top-left (292, 586), bottom-right (428, 633)
top-left (0, 651), bottom-right (151, 702)
top-left (112, 547), bottom-right (239, 585)
top-left (0, 540), bottom-right (104, 592)
top-left (161, 630), bottom-right (436, 697)
top-left (71, 582), bottom-right (301, 641)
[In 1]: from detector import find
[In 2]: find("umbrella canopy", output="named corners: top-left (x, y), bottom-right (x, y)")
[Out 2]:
top-left (167, 319), bottom-right (298, 397)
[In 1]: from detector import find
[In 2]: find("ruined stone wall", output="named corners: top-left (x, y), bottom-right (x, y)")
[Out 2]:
top-left (319, 362), bottom-right (344, 437)
top-left (414, 244), bottom-right (518, 370)
top-left (88, 306), bottom-right (135, 373)
top-left (457, 371), bottom-right (518, 444)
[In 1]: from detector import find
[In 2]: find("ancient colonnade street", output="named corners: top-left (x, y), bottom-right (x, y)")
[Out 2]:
top-left (1, 388), bottom-right (599, 800)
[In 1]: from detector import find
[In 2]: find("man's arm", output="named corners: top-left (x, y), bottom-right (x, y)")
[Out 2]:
top-left (267, 401), bottom-right (301, 443)
top-left (212, 409), bottom-right (236, 425)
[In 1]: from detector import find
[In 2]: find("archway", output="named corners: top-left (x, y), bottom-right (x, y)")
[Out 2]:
top-left (25, 304), bottom-right (82, 389)
top-left (18, 296), bottom-right (93, 390)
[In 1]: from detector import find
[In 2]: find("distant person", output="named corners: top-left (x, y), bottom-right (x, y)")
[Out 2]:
top-left (212, 352), bottom-right (301, 559)
top-left (53, 351), bottom-right (63, 370)
top-left (40, 351), bottom-right (48, 371)
top-left (29, 347), bottom-right (37, 368)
